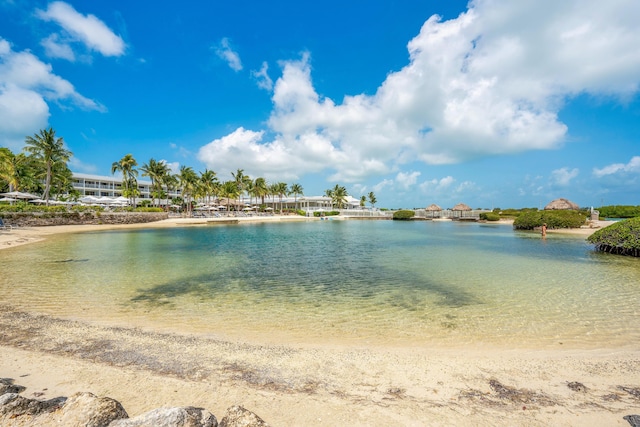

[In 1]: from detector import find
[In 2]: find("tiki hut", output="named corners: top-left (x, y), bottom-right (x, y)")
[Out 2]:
top-left (425, 203), bottom-right (443, 218)
top-left (452, 203), bottom-right (472, 219)
top-left (544, 198), bottom-right (579, 210)
top-left (452, 203), bottom-right (472, 211)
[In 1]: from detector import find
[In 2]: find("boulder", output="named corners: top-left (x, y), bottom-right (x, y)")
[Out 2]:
top-left (109, 406), bottom-right (217, 427)
top-left (219, 405), bottom-right (270, 427)
top-left (0, 391), bottom-right (127, 427)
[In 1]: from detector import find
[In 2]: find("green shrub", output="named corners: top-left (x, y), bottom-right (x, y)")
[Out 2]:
top-left (596, 205), bottom-right (640, 219)
top-left (313, 210), bottom-right (340, 217)
top-left (587, 217), bottom-right (640, 256)
top-left (134, 207), bottom-right (164, 212)
top-left (479, 212), bottom-right (501, 221)
top-left (393, 210), bottom-right (415, 220)
top-left (513, 210), bottom-right (586, 230)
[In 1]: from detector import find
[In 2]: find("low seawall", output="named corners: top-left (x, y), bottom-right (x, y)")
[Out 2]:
top-left (0, 212), bottom-right (168, 227)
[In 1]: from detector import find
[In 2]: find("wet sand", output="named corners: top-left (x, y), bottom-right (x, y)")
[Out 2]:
top-left (2, 217), bottom-right (637, 426)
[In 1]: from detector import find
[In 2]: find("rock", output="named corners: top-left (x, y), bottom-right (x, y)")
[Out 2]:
top-left (219, 405), bottom-right (270, 427)
top-left (567, 381), bottom-right (587, 392)
top-left (109, 406), bottom-right (217, 427)
top-left (58, 392), bottom-right (129, 426)
top-left (0, 392), bottom-right (66, 417)
top-left (0, 391), bottom-right (127, 427)
top-left (0, 378), bottom-right (26, 395)
top-left (624, 415), bottom-right (640, 427)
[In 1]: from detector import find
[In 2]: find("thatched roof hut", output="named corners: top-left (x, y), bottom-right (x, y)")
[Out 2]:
top-left (544, 198), bottom-right (579, 210)
top-left (452, 203), bottom-right (472, 211)
top-left (425, 203), bottom-right (442, 211)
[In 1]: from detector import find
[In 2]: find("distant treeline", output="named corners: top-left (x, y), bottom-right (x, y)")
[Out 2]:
top-left (595, 205), bottom-right (640, 219)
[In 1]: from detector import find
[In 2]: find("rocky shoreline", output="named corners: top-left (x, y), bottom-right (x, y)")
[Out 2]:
top-left (0, 377), bottom-right (270, 427)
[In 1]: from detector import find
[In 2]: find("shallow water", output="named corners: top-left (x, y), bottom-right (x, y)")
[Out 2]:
top-left (2, 220), bottom-right (639, 348)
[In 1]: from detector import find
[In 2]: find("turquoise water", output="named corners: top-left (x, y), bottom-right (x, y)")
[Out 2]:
top-left (1, 220), bottom-right (639, 348)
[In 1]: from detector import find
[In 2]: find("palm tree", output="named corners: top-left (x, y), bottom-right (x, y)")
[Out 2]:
top-left (0, 148), bottom-right (20, 192)
top-left (141, 158), bottom-right (171, 207)
top-left (219, 180), bottom-right (240, 214)
top-left (231, 168), bottom-right (251, 206)
top-left (112, 154), bottom-right (138, 206)
top-left (199, 169), bottom-right (218, 205)
top-left (360, 195), bottom-right (366, 207)
top-left (328, 184), bottom-right (348, 209)
top-left (253, 177), bottom-right (269, 206)
top-left (24, 127), bottom-right (72, 205)
top-left (368, 191), bottom-right (377, 209)
top-left (178, 166), bottom-right (198, 215)
top-left (290, 183), bottom-right (303, 210)
top-left (274, 182), bottom-right (289, 213)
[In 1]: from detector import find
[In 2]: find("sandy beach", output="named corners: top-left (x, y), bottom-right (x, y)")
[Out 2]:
top-left (2, 217), bottom-right (638, 426)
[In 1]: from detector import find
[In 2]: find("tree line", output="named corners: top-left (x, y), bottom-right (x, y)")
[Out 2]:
top-left (1, 128), bottom-right (378, 212)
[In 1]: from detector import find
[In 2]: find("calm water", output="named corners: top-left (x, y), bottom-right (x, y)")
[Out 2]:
top-left (1, 220), bottom-right (639, 348)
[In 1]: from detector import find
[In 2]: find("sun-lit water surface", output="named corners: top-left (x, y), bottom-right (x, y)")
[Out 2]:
top-left (1, 220), bottom-right (639, 348)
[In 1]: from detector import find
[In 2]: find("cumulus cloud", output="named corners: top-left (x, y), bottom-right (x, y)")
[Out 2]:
top-left (251, 61), bottom-right (273, 91)
top-left (41, 33), bottom-right (75, 61)
top-left (36, 1), bottom-right (125, 58)
top-left (395, 171), bottom-right (421, 190)
top-left (0, 37), bottom-right (103, 149)
top-left (551, 167), bottom-right (579, 186)
top-left (215, 38), bottom-right (242, 72)
top-left (593, 156), bottom-right (640, 177)
top-left (198, 0), bottom-right (640, 185)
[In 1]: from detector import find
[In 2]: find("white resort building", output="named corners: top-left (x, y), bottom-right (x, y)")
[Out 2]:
top-left (70, 173), bottom-right (371, 215)
top-left (72, 173), bottom-right (181, 201)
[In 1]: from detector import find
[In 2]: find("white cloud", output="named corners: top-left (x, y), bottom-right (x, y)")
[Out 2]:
top-left (395, 171), bottom-right (421, 190)
top-left (160, 160), bottom-right (181, 175)
top-left (199, 0), bottom-right (640, 186)
top-left (36, 1), bottom-right (125, 57)
top-left (41, 33), bottom-right (75, 61)
top-left (251, 61), bottom-right (273, 91)
top-left (215, 38), bottom-right (242, 72)
top-left (0, 37), bottom-right (103, 150)
top-left (593, 156), bottom-right (640, 177)
top-left (551, 167), bottom-right (579, 186)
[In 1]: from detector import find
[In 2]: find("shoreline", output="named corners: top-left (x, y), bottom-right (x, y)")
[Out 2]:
top-left (1, 305), bottom-right (639, 426)
top-left (1, 216), bottom-right (635, 425)
top-left (0, 216), bottom-right (613, 251)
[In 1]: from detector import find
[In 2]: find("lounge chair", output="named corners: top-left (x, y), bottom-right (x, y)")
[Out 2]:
top-left (0, 218), bottom-right (13, 230)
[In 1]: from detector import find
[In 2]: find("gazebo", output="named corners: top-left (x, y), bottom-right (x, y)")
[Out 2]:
top-left (451, 203), bottom-right (472, 219)
top-left (544, 198), bottom-right (579, 210)
top-left (425, 203), bottom-right (442, 218)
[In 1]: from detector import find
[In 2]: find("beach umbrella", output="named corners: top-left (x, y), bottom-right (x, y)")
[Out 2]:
top-left (544, 198), bottom-right (579, 210)
top-left (0, 191), bottom-right (40, 200)
top-left (29, 199), bottom-right (47, 204)
top-left (425, 203), bottom-right (442, 211)
top-left (0, 197), bottom-right (16, 203)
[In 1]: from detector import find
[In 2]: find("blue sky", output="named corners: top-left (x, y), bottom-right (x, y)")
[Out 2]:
top-left (1, 0), bottom-right (639, 209)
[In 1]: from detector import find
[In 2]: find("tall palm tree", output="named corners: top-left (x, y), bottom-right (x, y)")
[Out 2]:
top-left (199, 169), bottom-right (218, 205)
top-left (368, 191), bottom-right (377, 209)
top-left (24, 127), bottom-right (72, 205)
top-left (253, 177), bottom-right (269, 206)
top-left (360, 195), bottom-right (366, 207)
top-left (231, 168), bottom-right (250, 206)
top-left (274, 182), bottom-right (289, 213)
top-left (0, 148), bottom-right (20, 192)
top-left (178, 166), bottom-right (198, 215)
top-left (220, 180), bottom-right (240, 214)
top-left (141, 158), bottom-right (171, 207)
top-left (111, 153), bottom-right (138, 206)
top-left (328, 184), bottom-right (348, 209)
top-left (290, 183), bottom-right (303, 210)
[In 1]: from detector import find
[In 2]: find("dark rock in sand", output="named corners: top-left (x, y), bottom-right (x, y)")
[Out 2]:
top-left (219, 405), bottom-right (270, 427)
top-left (0, 391), bottom-right (127, 427)
top-left (109, 406), bottom-right (217, 427)
top-left (0, 378), bottom-right (26, 395)
top-left (624, 415), bottom-right (640, 427)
